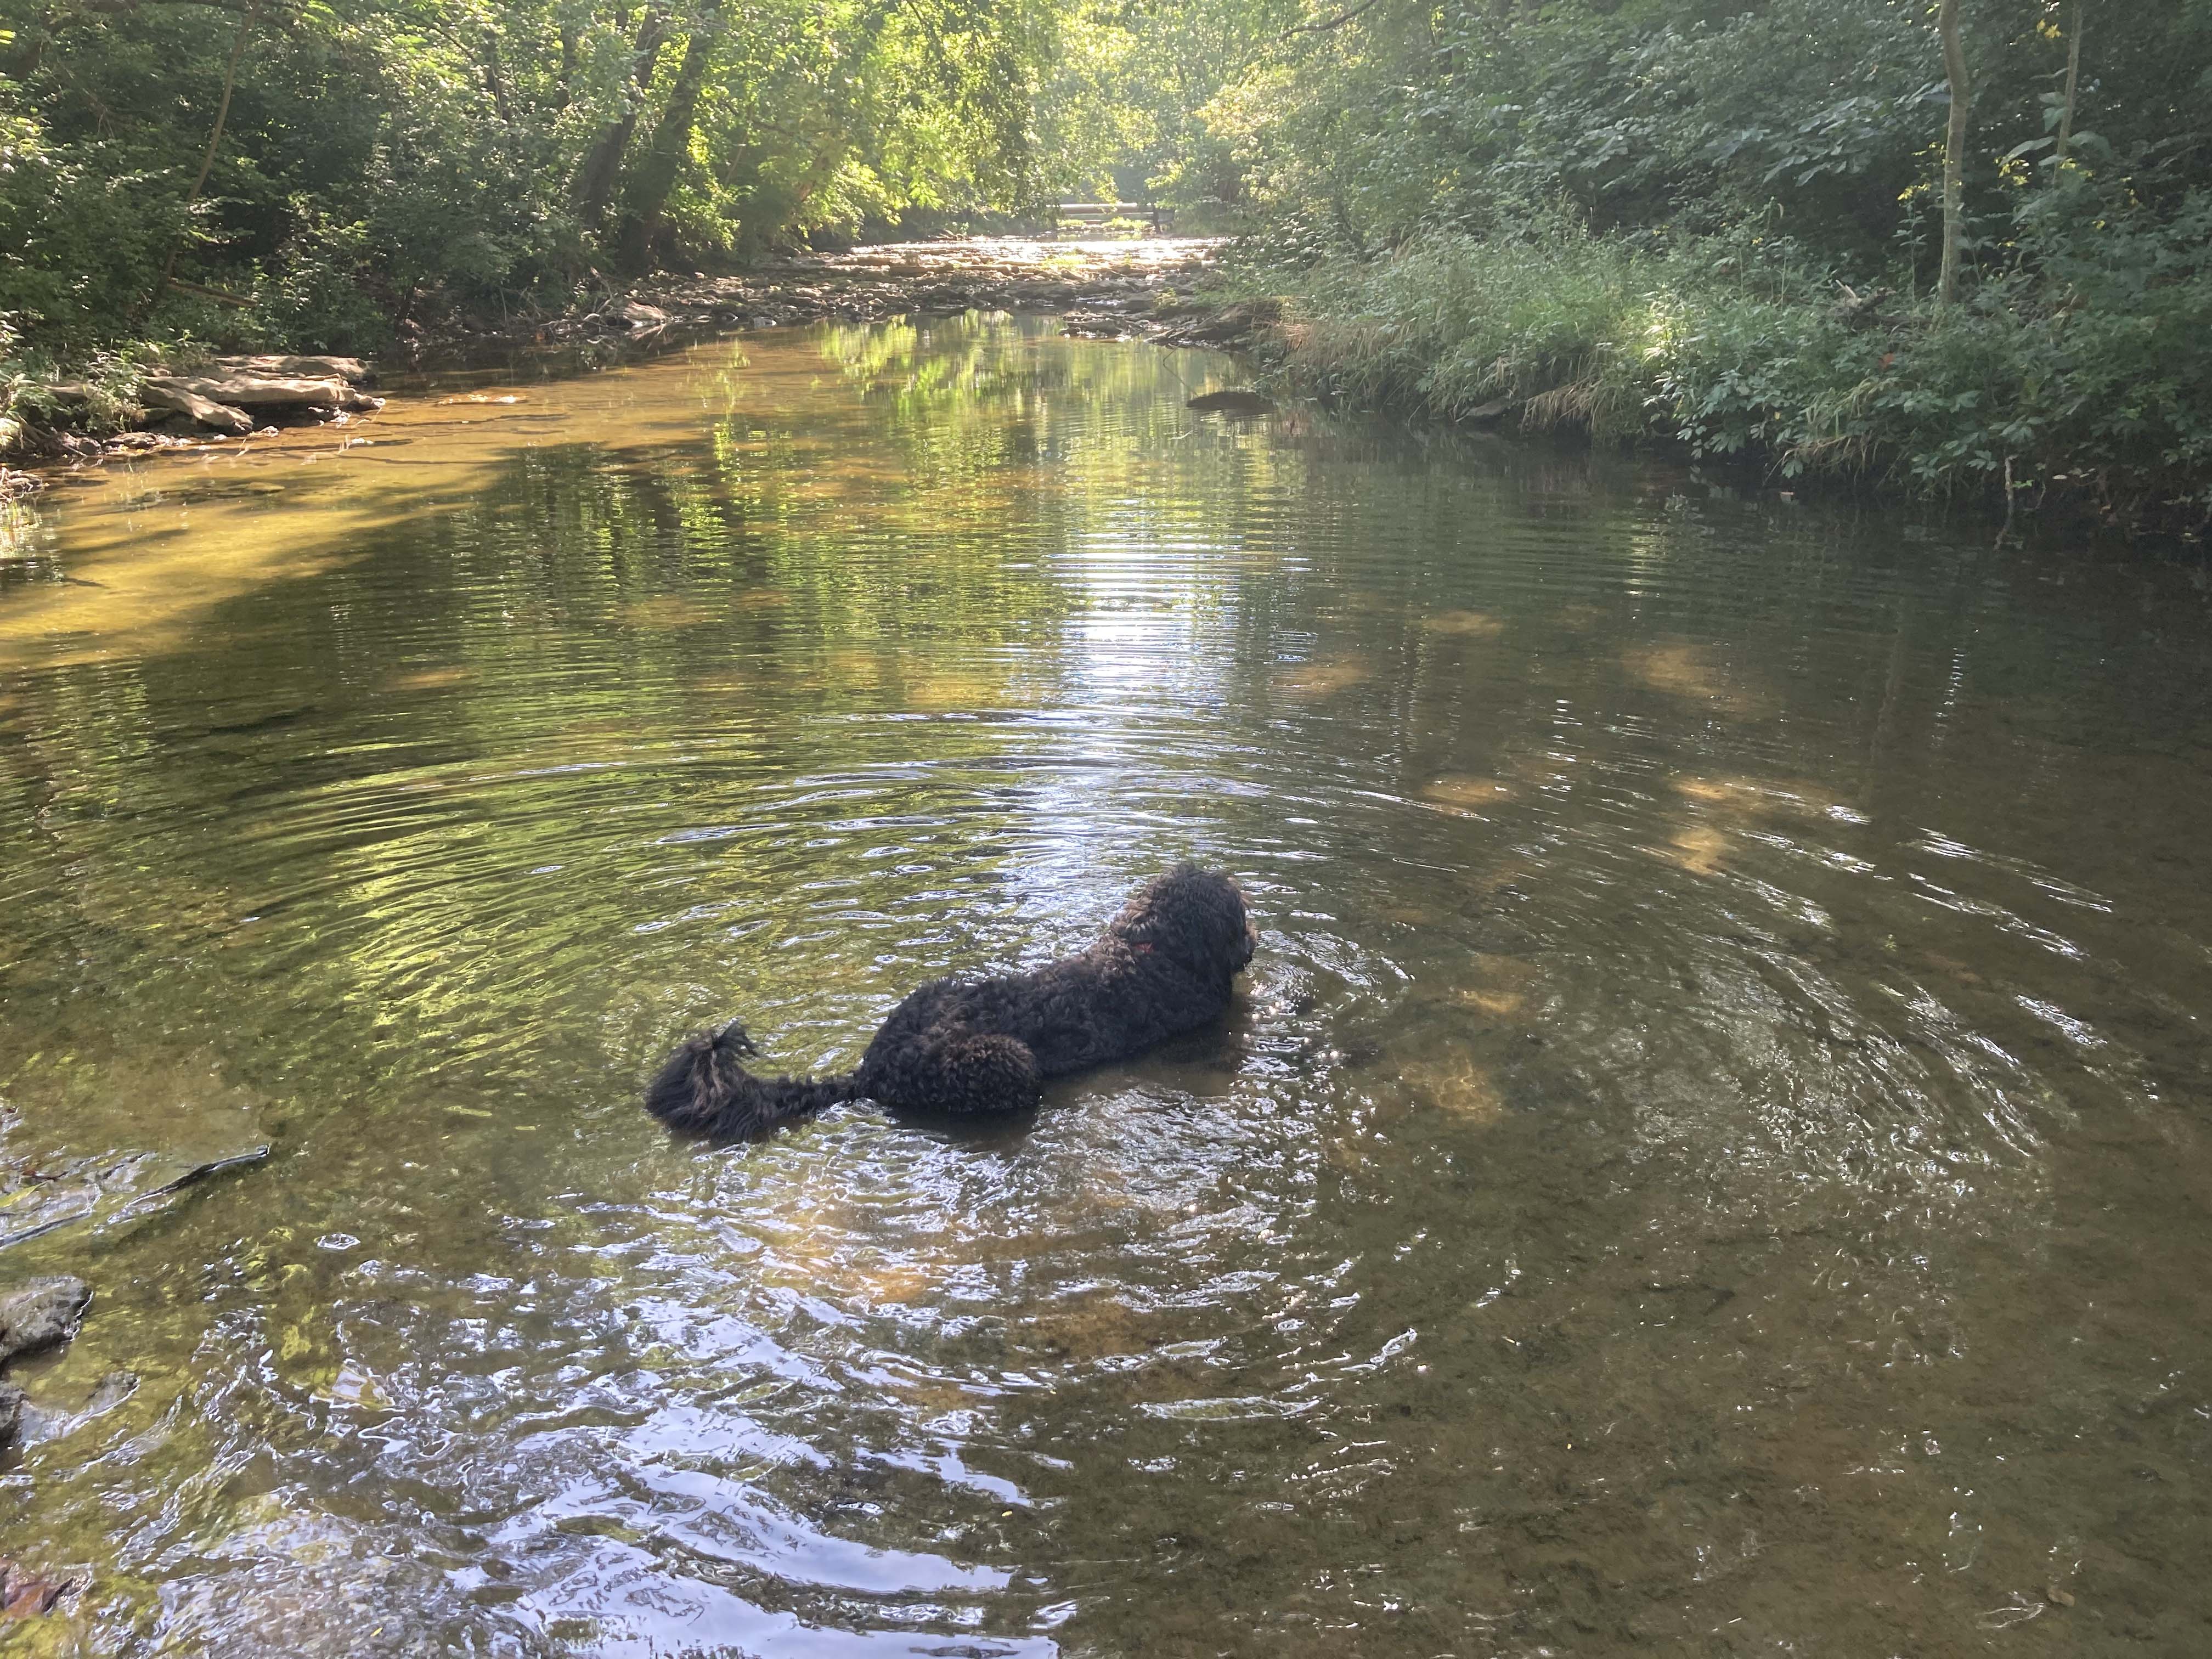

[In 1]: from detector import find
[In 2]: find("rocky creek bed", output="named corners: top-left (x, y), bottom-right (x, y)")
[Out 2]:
top-left (2, 238), bottom-right (1266, 499)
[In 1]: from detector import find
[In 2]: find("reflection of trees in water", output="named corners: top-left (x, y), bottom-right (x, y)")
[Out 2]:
top-left (0, 323), bottom-right (1308, 1149)
top-left (6, 331), bottom-right (2207, 1143)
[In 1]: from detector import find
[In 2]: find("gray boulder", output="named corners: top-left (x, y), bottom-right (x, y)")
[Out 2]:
top-left (0, 1277), bottom-right (91, 1366)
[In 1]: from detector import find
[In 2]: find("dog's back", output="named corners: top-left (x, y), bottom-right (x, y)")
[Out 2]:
top-left (645, 866), bottom-right (1255, 1138)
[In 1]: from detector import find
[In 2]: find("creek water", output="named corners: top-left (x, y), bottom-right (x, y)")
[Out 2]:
top-left (1, 315), bottom-right (2209, 1656)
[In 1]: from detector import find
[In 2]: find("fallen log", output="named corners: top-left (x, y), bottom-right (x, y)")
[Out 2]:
top-left (165, 277), bottom-right (256, 308)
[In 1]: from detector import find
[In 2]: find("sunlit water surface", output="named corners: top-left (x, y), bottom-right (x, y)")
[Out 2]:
top-left (1, 317), bottom-right (2209, 1656)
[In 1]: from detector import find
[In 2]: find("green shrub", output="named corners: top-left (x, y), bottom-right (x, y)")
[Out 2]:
top-left (1253, 191), bottom-right (2212, 524)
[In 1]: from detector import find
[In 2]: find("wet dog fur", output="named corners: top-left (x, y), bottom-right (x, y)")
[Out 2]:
top-left (645, 865), bottom-right (1257, 1139)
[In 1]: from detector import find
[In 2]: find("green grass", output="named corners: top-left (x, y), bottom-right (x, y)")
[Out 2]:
top-left (1235, 215), bottom-right (2212, 531)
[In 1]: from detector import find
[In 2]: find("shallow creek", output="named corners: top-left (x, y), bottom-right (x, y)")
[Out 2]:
top-left (1, 315), bottom-right (2209, 1656)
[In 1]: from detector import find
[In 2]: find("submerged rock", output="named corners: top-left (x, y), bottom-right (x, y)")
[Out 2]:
top-left (0, 1296), bottom-right (99, 1615)
top-left (0, 1558), bottom-right (82, 1618)
top-left (0, 1279), bottom-right (92, 1461)
top-left (0, 1277), bottom-right (90, 1366)
top-left (77, 1370), bottom-right (138, 1423)
top-left (1187, 388), bottom-right (1274, 415)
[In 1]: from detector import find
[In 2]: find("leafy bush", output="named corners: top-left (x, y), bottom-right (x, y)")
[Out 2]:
top-left (0, 104), bottom-right (172, 352)
top-left (1253, 183), bottom-right (2212, 525)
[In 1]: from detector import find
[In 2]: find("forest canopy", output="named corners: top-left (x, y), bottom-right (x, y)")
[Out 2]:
top-left (0, 0), bottom-right (1061, 349)
top-left (5, 0), bottom-right (2212, 517)
top-left (1176, 0), bottom-right (2212, 517)
top-left (5, 0), bottom-right (2208, 343)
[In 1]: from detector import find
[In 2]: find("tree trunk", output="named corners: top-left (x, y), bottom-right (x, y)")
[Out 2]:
top-left (152, 0), bottom-right (257, 307)
top-left (481, 30), bottom-right (515, 129)
top-left (614, 0), bottom-right (723, 269)
top-left (573, 5), bottom-right (672, 229)
top-left (2054, 0), bottom-right (2083, 172)
top-left (1937, 0), bottom-right (1970, 308)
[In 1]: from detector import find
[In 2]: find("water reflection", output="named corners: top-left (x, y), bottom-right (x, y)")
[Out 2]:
top-left (1, 318), bottom-right (2210, 1655)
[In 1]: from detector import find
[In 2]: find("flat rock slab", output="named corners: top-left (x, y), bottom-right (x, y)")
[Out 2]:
top-left (150, 375), bottom-right (379, 412)
top-left (138, 382), bottom-right (253, 435)
top-left (0, 1277), bottom-right (91, 1366)
top-left (215, 354), bottom-right (369, 383)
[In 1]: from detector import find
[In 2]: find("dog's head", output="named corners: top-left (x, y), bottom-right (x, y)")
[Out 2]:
top-left (1110, 864), bottom-right (1257, 981)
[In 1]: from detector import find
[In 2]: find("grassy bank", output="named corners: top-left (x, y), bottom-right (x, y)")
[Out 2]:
top-left (1234, 208), bottom-right (2212, 535)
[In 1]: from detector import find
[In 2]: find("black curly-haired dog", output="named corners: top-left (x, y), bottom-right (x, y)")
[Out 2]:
top-left (646, 865), bottom-right (1256, 1139)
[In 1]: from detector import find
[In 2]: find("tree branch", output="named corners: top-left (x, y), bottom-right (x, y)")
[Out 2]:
top-left (74, 0), bottom-right (280, 17)
top-left (1282, 0), bottom-right (1386, 37)
top-left (52, 0), bottom-right (302, 37)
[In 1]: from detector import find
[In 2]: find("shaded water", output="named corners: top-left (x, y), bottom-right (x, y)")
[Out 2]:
top-left (2, 316), bottom-right (2210, 1656)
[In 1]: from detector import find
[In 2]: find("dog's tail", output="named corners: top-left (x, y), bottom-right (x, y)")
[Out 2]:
top-left (644, 1021), bottom-right (855, 1140)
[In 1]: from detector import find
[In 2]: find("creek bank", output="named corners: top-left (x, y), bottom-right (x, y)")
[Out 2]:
top-left (1104, 277), bottom-right (2203, 535)
top-left (3, 356), bottom-right (384, 498)
top-left (4, 240), bottom-right (1223, 496)
top-left (1214, 235), bottom-right (2212, 537)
